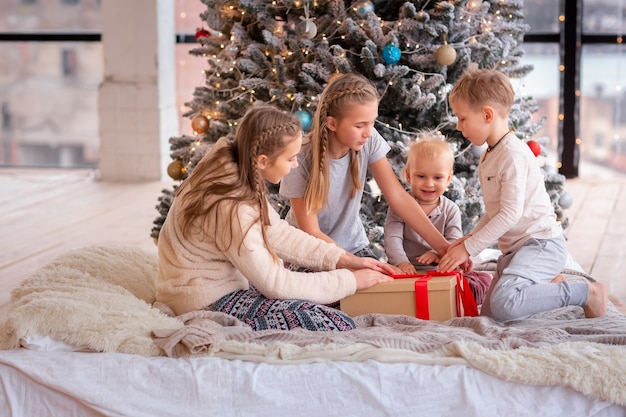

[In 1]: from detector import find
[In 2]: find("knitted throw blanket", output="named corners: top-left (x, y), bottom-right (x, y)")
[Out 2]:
top-left (1, 245), bottom-right (625, 407)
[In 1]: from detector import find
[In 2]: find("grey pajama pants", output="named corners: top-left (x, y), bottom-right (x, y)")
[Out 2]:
top-left (480, 235), bottom-right (588, 321)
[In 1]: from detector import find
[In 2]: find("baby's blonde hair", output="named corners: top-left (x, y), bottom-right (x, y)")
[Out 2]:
top-left (448, 65), bottom-right (514, 116)
top-left (403, 131), bottom-right (455, 179)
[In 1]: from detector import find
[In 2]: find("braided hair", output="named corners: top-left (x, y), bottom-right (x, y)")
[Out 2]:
top-left (305, 73), bottom-right (380, 214)
top-left (178, 104), bottom-right (301, 261)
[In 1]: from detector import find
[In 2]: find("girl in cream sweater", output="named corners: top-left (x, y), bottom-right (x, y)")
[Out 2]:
top-left (156, 104), bottom-right (393, 331)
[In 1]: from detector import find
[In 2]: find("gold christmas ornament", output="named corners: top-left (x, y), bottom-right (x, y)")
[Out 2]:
top-left (435, 43), bottom-right (457, 66)
top-left (191, 114), bottom-right (210, 133)
top-left (167, 159), bottom-right (186, 180)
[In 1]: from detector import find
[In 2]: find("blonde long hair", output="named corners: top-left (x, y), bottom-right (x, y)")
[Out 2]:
top-left (177, 104), bottom-right (301, 260)
top-left (305, 73), bottom-right (380, 214)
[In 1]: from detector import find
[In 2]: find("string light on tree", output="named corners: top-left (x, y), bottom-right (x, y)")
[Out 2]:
top-left (417, 10), bottom-right (430, 22)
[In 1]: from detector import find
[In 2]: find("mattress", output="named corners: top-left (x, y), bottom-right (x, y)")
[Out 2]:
top-left (0, 348), bottom-right (624, 417)
top-left (1, 245), bottom-right (625, 417)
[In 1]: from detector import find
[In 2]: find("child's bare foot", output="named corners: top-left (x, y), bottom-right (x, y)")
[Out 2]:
top-left (584, 282), bottom-right (608, 318)
top-left (551, 274), bottom-right (567, 283)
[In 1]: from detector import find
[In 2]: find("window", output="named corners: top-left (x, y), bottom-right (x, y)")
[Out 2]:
top-left (0, 1), bottom-right (101, 168)
top-left (522, 0), bottom-right (626, 178)
top-left (580, 0), bottom-right (626, 175)
top-left (518, 42), bottom-right (561, 170)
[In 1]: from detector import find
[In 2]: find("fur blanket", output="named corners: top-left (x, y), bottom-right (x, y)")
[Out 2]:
top-left (0, 246), bottom-right (182, 356)
top-left (1, 245), bottom-right (625, 407)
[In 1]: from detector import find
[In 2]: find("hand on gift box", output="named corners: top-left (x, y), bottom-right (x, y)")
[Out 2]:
top-left (438, 241), bottom-right (470, 272)
top-left (352, 269), bottom-right (394, 290)
top-left (397, 262), bottom-right (417, 275)
top-left (337, 251), bottom-right (396, 274)
top-left (416, 250), bottom-right (440, 266)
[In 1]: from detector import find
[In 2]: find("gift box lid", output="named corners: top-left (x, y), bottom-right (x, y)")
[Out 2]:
top-left (355, 274), bottom-right (456, 294)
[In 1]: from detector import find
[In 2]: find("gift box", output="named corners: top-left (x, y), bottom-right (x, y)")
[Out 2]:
top-left (340, 273), bottom-right (458, 321)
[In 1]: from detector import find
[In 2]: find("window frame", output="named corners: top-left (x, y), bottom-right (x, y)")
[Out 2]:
top-left (524, 0), bottom-right (624, 177)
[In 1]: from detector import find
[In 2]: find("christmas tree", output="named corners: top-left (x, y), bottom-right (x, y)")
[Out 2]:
top-left (152, 0), bottom-right (571, 257)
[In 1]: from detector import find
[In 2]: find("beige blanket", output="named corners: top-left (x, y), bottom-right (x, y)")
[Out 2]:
top-left (1, 245), bottom-right (625, 407)
top-left (153, 302), bottom-right (626, 356)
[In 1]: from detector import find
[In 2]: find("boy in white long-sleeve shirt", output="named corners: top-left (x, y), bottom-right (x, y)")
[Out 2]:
top-left (438, 66), bottom-right (607, 321)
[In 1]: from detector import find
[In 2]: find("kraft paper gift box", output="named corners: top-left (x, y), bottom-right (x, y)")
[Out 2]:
top-left (340, 274), bottom-right (458, 321)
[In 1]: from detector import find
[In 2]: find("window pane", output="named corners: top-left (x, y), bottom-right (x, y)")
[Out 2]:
top-left (175, 0), bottom-right (211, 136)
top-left (176, 43), bottom-right (210, 136)
top-left (519, 43), bottom-right (561, 169)
top-left (175, 0), bottom-right (206, 34)
top-left (0, 42), bottom-right (102, 168)
top-left (523, 0), bottom-right (560, 33)
top-left (580, 44), bottom-right (626, 175)
top-left (0, 1), bottom-right (101, 32)
top-left (582, 0), bottom-right (626, 34)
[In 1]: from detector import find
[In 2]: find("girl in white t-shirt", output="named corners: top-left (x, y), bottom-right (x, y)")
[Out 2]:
top-left (280, 73), bottom-right (449, 259)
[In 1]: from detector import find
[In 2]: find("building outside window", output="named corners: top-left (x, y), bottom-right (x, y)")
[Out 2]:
top-left (522, 0), bottom-right (625, 176)
top-left (0, 0), bottom-right (624, 177)
top-left (0, 0), bottom-right (101, 168)
top-left (580, 0), bottom-right (626, 174)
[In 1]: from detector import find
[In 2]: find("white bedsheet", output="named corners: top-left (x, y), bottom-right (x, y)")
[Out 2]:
top-left (0, 348), bottom-right (623, 417)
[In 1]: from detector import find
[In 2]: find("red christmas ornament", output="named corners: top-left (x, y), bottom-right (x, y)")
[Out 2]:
top-left (195, 28), bottom-right (210, 42)
top-left (526, 140), bottom-right (541, 157)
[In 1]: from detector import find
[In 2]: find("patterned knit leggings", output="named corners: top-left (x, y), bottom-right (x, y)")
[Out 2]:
top-left (212, 286), bottom-right (356, 331)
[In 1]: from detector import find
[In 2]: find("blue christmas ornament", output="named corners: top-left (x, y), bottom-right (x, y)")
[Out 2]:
top-left (382, 44), bottom-right (401, 65)
top-left (355, 1), bottom-right (374, 18)
top-left (294, 109), bottom-right (312, 131)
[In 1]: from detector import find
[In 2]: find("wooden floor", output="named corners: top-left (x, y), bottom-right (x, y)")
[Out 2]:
top-left (1, 165), bottom-right (625, 318)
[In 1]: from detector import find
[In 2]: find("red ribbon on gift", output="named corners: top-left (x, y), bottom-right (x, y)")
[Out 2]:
top-left (391, 270), bottom-right (478, 319)
top-left (413, 275), bottom-right (432, 319)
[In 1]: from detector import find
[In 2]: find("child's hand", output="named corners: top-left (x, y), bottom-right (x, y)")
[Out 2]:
top-left (353, 269), bottom-right (393, 290)
top-left (449, 235), bottom-right (470, 250)
top-left (416, 251), bottom-right (440, 266)
top-left (337, 252), bottom-right (396, 275)
top-left (438, 243), bottom-right (470, 272)
top-left (461, 259), bottom-right (474, 273)
top-left (398, 262), bottom-right (417, 274)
